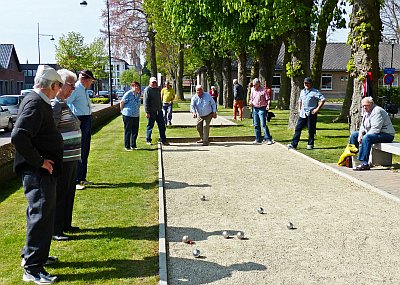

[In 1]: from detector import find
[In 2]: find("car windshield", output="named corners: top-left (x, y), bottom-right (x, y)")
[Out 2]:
top-left (0, 97), bottom-right (18, 106)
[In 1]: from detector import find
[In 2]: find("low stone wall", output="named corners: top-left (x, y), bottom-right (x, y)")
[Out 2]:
top-left (0, 104), bottom-right (120, 183)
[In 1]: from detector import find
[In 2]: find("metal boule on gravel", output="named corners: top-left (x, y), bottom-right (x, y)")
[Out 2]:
top-left (222, 231), bottom-right (229, 239)
top-left (237, 231), bottom-right (245, 239)
top-left (182, 235), bottom-right (190, 243)
top-left (192, 249), bottom-right (201, 258)
top-left (257, 207), bottom-right (264, 214)
top-left (287, 222), bottom-right (294, 229)
top-left (200, 195), bottom-right (206, 201)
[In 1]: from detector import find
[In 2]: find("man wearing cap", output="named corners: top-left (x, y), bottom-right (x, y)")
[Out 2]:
top-left (66, 70), bottom-right (95, 187)
top-left (161, 81), bottom-right (175, 125)
top-left (143, 77), bottom-right (169, 145)
top-left (12, 65), bottom-right (64, 284)
top-left (287, 77), bottom-right (325, 150)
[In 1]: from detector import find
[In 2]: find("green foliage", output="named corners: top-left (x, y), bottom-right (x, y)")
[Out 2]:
top-left (378, 87), bottom-right (400, 106)
top-left (55, 32), bottom-right (108, 79)
top-left (286, 60), bottom-right (304, 78)
top-left (346, 57), bottom-right (355, 73)
top-left (120, 68), bottom-right (150, 86)
top-left (91, 98), bottom-right (110, 104)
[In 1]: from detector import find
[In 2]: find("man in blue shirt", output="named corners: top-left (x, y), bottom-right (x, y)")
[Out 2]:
top-left (190, 85), bottom-right (217, 146)
top-left (288, 77), bottom-right (325, 150)
top-left (65, 70), bottom-right (95, 187)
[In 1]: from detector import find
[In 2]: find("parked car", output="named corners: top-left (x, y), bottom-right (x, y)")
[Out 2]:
top-left (96, 91), bottom-right (109, 98)
top-left (20, 89), bottom-right (34, 97)
top-left (116, 90), bottom-right (125, 100)
top-left (0, 106), bottom-right (13, 132)
top-left (87, 90), bottom-right (94, 98)
top-left (0, 95), bottom-right (24, 122)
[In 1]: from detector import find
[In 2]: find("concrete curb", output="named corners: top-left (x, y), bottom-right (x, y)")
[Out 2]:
top-left (158, 143), bottom-right (168, 285)
top-left (283, 142), bottom-right (400, 204)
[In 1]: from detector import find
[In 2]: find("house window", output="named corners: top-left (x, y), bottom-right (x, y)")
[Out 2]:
top-left (272, 74), bottom-right (281, 88)
top-left (321, 74), bottom-right (332, 90)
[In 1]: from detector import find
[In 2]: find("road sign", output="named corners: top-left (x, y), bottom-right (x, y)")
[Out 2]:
top-left (384, 68), bottom-right (396, 74)
top-left (384, 74), bottom-right (394, 85)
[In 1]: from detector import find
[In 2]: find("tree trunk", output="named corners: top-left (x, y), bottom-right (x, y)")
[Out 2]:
top-left (288, 30), bottom-right (312, 129)
top-left (205, 59), bottom-right (215, 89)
top-left (148, 29), bottom-right (157, 77)
top-left (237, 50), bottom-right (247, 104)
top-left (213, 56), bottom-right (224, 107)
top-left (258, 40), bottom-right (282, 87)
top-left (176, 43), bottom-right (184, 100)
top-left (222, 57), bottom-right (233, 108)
top-left (277, 40), bottom-right (291, 109)
top-left (334, 75), bottom-right (353, 123)
top-left (258, 45), bottom-right (267, 85)
top-left (348, 0), bottom-right (382, 132)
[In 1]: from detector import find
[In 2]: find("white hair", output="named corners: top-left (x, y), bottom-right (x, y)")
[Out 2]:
top-left (195, 85), bottom-right (203, 91)
top-left (233, 79), bottom-right (238, 85)
top-left (57, 69), bottom-right (77, 82)
top-left (361, 97), bottom-right (374, 105)
top-left (34, 77), bottom-right (53, 89)
top-left (252, 78), bottom-right (260, 85)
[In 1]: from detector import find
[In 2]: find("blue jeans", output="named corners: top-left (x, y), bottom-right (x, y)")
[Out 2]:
top-left (253, 107), bottom-right (272, 142)
top-left (162, 103), bottom-right (173, 124)
top-left (77, 115), bottom-right (92, 182)
top-left (146, 110), bottom-right (167, 143)
top-left (123, 115), bottom-right (139, 148)
top-left (22, 169), bottom-right (57, 273)
top-left (350, 131), bottom-right (394, 163)
top-left (291, 114), bottom-right (317, 147)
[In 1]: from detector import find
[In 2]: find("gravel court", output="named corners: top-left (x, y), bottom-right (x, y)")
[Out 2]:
top-left (162, 142), bottom-right (400, 285)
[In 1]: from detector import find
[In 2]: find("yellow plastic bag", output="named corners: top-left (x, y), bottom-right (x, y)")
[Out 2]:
top-left (337, 144), bottom-right (358, 166)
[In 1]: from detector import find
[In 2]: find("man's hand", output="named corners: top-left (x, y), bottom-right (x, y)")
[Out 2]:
top-left (311, 108), bottom-right (319, 115)
top-left (146, 113), bottom-right (150, 118)
top-left (212, 112), bottom-right (217, 119)
top-left (41, 159), bottom-right (54, 174)
top-left (358, 133), bottom-right (363, 143)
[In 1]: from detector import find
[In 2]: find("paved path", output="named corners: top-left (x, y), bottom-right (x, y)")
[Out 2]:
top-left (162, 142), bottom-right (400, 284)
top-left (170, 113), bottom-right (237, 127)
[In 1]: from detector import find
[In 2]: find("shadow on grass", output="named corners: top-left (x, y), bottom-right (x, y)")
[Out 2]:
top-left (52, 256), bottom-right (159, 282)
top-left (87, 180), bottom-right (158, 190)
top-left (167, 257), bottom-right (267, 285)
top-left (0, 178), bottom-right (21, 204)
top-left (73, 224), bottom-right (159, 241)
top-left (165, 180), bottom-right (211, 190)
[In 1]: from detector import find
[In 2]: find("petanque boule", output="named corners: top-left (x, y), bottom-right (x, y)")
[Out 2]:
top-left (222, 231), bottom-right (229, 239)
top-left (236, 231), bottom-right (245, 239)
top-left (287, 222), bottom-right (294, 229)
top-left (200, 195), bottom-right (206, 201)
top-left (182, 235), bottom-right (190, 243)
top-left (192, 249), bottom-right (201, 258)
top-left (257, 207), bottom-right (264, 214)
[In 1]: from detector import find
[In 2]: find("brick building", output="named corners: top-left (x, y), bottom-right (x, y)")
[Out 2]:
top-left (0, 44), bottom-right (24, 95)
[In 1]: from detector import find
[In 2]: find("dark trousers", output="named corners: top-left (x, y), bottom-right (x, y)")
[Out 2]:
top-left (146, 110), bottom-right (167, 143)
top-left (123, 115), bottom-right (139, 148)
top-left (77, 115), bottom-right (92, 183)
top-left (54, 160), bottom-right (78, 235)
top-left (291, 113), bottom-right (317, 147)
top-left (22, 170), bottom-right (57, 273)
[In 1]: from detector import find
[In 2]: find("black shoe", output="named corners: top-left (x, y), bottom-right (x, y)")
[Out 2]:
top-left (21, 256), bottom-right (58, 267)
top-left (23, 269), bottom-right (58, 284)
top-left (64, 226), bottom-right (80, 232)
top-left (161, 141), bottom-right (170, 146)
top-left (354, 163), bottom-right (370, 171)
top-left (52, 235), bottom-right (70, 241)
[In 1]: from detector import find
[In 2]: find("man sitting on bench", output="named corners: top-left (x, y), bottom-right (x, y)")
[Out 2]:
top-left (350, 97), bottom-right (395, 171)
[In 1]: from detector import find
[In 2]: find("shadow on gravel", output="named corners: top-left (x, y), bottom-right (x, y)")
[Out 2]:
top-left (165, 180), bottom-right (210, 190)
top-left (168, 257), bottom-right (267, 285)
top-left (167, 227), bottom-right (246, 242)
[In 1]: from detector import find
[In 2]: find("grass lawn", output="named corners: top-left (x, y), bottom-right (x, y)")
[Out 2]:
top-left (0, 101), bottom-right (399, 284)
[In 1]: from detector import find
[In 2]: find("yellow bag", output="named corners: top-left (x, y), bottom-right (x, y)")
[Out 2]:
top-left (337, 144), bottom-right (358, 166)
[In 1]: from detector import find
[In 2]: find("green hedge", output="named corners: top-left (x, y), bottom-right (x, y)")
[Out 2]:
top-left (91, 98), bottom-right (110, 104)
top-left (378, 87), bottom-right (400, 106)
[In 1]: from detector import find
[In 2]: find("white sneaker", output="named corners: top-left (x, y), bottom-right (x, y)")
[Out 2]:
top-left (307, 145), bottom-right (314, 150)
top-left (23, 270), bottom-right (58, 284)
top-left (76, 184), bottom-right (86, 190)
top-left (266, 140), bottom-right (274, 145)
top-left (252, 140), bottom-right (262, 145)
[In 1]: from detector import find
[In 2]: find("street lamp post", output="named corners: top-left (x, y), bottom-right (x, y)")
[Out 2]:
top-left (37, 23), bottom-right (55, 64)
top-left (80, 0), bottom-right (113, 106)
top-left (391, 38), bottom-right (396, 69)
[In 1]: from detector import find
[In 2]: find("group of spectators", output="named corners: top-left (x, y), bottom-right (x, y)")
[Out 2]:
top-left (11, 65), bottom-right (396, 284)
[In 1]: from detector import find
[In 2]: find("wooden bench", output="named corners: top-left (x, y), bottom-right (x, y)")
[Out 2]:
top-left (371, 142), bottom-right (400, 166)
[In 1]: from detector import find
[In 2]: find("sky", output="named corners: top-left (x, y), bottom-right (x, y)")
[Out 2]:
top-left (0, 1), bottom-right (350, 65)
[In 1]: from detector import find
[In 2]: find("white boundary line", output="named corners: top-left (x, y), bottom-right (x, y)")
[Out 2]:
top-left (281, 143), bottom-right (400, 204)
top-left (158, 143), bottom-right (168, 285)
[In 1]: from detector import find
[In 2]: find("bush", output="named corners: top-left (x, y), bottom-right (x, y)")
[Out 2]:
top-left (91, 98), bottom-right (110, 104)
top-left (378, 87), bottom-right (400, 106)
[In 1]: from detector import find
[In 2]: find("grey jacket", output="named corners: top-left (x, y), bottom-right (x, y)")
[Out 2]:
top-left (360, 105), bottom-right (395, 136)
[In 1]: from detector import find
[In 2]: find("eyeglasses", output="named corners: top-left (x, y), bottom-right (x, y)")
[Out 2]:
top-left (57, 82), bottom-right (63, 88)
top-left (304, 82), bottom-right (311, 85)
top-left (66, 82), bottom-right (76, 90)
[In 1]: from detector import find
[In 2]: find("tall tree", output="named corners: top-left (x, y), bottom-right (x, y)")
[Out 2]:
top-left (348, 0), bottom-right (382, 131)
top-left (381, 0), bottom-right (400, 41)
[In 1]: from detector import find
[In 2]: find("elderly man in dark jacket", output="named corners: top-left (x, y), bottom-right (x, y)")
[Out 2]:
top-left (12, 65), bottom-right (64, 284)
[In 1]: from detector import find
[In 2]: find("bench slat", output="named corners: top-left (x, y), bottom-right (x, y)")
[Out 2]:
top-left (372, 143), bottom-right (400, 155)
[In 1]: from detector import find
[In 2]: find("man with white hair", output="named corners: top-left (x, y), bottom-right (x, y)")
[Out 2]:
top-left (12, 65), bottom-right (64, 284)
top-left (51, 69), bottom-right (82, 242)
top-left (350, 96), bottom-right (395, 171)
top-left (190, 85), bottom-right (217, 146)
top-left (143, 77), bottom-right (169, 145)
